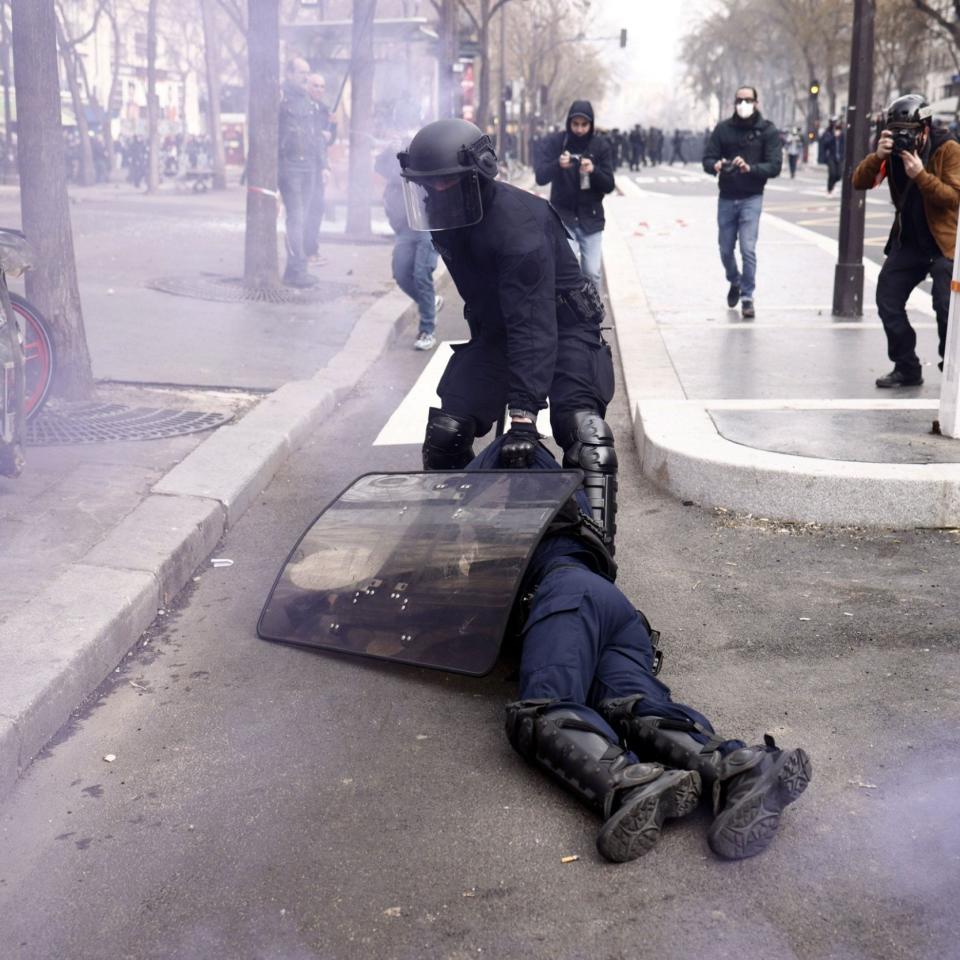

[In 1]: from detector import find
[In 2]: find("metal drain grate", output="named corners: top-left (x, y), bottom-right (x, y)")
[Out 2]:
top-left (26, 402), bottom-right (233, 445)
top-left (147, 273), bottom-right (355, 304)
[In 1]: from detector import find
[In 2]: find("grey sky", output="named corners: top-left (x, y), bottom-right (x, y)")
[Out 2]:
top-left (591, 0), bottom-right (714, 128)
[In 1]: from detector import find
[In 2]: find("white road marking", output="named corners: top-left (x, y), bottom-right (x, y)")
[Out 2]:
top-left (373, 340), bottom-right (552, 446)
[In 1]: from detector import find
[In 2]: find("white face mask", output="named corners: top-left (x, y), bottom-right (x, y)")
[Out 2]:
top-left (736, 100), bottom-right (756, 119)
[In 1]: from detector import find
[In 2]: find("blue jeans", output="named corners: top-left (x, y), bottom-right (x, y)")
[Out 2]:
top-left (568, 224), bottom-right (604, 289)
top-left (392, 233), bottom-right (439, 335)
top-left (278, 162), bottom-right (314, 279)
top-left (717, 194), bottom-right (762, 300)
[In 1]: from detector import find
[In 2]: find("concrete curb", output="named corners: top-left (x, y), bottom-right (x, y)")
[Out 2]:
top-left (0, 268), bottom-right (444, 799)
top-left (605, 182), bottom-right (960, 528)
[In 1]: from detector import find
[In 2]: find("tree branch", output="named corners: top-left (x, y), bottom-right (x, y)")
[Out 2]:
top-left (55, 0), bottom-right (105, 48)
top-left (457, 0), bottom-right (480, 34)
top-left (913, 0), bottom-right (960, 40)
top-left (215, 0), bottom-right (247, 36)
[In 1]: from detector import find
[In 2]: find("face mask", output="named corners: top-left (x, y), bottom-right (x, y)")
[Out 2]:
top-left (736, 101), bottom-right (755, 119)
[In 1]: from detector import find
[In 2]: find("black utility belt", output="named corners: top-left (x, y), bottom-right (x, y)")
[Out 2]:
top-left (557, 281), bottom-right (605, 323)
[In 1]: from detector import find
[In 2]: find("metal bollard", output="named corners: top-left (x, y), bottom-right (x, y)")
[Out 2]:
top-left (938, 216), bottom-right (960, 438)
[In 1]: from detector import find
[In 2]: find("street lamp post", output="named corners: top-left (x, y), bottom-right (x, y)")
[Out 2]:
top-left (832, 0), bottom-right (875, 317)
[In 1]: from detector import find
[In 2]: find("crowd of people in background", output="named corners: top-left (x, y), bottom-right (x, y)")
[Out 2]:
top-left (61, 129), bottom-right (216, 187)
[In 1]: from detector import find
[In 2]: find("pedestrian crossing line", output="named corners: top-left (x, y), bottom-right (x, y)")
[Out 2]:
top-left (373, 341), bottom-right (552, 446)
top-left (632, 175), bottom-right (705, 185)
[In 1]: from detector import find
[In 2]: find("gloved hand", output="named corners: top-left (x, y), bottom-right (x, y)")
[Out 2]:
top-left (499, 421), bottom-right (540, 469)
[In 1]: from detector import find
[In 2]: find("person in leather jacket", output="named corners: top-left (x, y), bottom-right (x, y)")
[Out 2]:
top-left (852, 94), bottom-right (960, 388)
top-left (278, 57), bottom-right (320, 287)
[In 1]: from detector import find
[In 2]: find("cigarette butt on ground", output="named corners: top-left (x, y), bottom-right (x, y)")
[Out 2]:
top-left (561, 855), bottom-right (579, 864)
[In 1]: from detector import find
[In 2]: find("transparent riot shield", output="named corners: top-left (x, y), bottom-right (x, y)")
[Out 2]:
top-left (257, 470), bottom-right (583, 676)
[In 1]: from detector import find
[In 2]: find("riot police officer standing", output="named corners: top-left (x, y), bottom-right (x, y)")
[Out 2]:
top-left (398, 118), bottom-right (619, 548)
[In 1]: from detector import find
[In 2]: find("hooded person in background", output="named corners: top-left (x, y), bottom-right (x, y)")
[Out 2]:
top-left (533, 101), bottom-right (615, 289)
top-left (702, 85), bottom-right (783, 319)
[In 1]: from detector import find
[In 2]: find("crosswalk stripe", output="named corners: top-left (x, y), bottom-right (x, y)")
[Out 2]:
top-left (373, 341), bottom-right (552, 446)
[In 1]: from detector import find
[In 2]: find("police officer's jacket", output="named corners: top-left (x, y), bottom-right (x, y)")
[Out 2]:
top-left (432, 179), bottom-right (586, 415)
top-left (702, 111), bottom-right (783, 199)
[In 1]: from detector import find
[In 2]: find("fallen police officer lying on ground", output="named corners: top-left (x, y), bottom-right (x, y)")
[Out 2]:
top-left (258, 438), bottom-right (812, 863)
top-left (468, 435), bottom-right (812, 863)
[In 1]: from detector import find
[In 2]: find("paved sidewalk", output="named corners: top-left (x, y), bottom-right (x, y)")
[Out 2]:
top-left (605, 176), bottom-right (960, 527)
top-left (0, 179), bottom-right (442, 799)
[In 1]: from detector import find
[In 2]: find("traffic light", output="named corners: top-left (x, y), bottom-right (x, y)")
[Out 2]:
top-left (503, 83), bottom-right (513, 102)
top-left (809, 79), bottom-right (821, 97)
top-left (619, 28), bottom-right (627, 48)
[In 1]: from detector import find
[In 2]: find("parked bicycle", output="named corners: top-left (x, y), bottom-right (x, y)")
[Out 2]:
top-left (0, 228), bottom-right (56, 477)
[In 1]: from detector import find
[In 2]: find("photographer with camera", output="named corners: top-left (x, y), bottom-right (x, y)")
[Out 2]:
top-left (534, 101), bottom-right (615, 289)
top-left (702, 86), bottom-right (783, 319)
top-left (852, 94), bottom-right (960, 388)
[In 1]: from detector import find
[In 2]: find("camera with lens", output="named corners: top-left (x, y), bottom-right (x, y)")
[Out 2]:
top-left (567, 153), bottom-right (593, 189)
top-left (891, 127), bottom-right (921, 154)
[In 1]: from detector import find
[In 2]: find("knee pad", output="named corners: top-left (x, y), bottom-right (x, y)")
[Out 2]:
top-left (554, 411), bottom-right (618, 474)
top-left (422, 407), bottom-right (476, 470)
top-left (554, 411), bottom-right (618, 547)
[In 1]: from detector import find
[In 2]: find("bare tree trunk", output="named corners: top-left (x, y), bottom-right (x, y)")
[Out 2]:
top-left (96, 3), bottom-right (121, 180)
top-left (346, 0), bottom-right (376, 236)
top-left (243, 0), bottom-right (280, 289)
top-left (11, 0), bottom-right (94, 399)
top-left (0, 1), bottom-right (12, 184)
top-left (55, 16), bottom-right (96, 186)
top-left (475, 0), bottom-right (491, 130)
top-left (200, 0), bottom-right (227, 189)
top-left (437, 0), bottom-right (457, 117)
top-left (146, 0), bottom-right (160, 192)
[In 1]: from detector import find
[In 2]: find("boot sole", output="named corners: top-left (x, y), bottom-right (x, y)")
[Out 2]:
top-left (708, 749), bottom-right (812, 860)
top-left (596, 769), bottom-right (702, 863)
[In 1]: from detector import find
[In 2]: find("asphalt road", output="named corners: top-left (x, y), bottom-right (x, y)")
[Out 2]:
top-left (1, 267), bottom-right (959, 960)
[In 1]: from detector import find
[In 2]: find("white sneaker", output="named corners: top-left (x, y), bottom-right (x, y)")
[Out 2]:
top-left (414, 332), bottom-right (437, 351)
top-left (434, 294), bottom-right (444, 312)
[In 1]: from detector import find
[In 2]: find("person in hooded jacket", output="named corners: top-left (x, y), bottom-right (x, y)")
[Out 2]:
top-left (853, 94), bottom-right (960, 388)
top-left (702, 85), bottom-right (783, 319)
top-left (533, 101), bottom-right (615, 289)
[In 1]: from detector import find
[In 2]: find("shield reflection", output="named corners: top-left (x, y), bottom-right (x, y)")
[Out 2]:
top-left (257, 470), bottom-right (582, 675)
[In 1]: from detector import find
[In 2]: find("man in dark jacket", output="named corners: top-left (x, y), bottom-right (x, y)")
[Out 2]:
top-left (819, 117), bottom-right (845, 194)
top-left (278, 57), bottom-right (320, 287)
top-left (853, 94), bottom-right (960, 387)
top-left (398, 118), bottom-right (619, 549)
top-left (702, 85), bottom-right (783, 318)
top-left (303, 72), bottom-right (332, 265)
top-left (533, 101), bottom-right (615, 289)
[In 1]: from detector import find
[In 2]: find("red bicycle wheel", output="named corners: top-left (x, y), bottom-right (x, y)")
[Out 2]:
top-left (9, 292), bottom-right (55, 420)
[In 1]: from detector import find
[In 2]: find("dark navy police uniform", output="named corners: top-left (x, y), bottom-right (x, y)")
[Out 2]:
top-left (465, 437), bottom-right (812, 864)
top-left (431, 178), bottom-right (614, 439)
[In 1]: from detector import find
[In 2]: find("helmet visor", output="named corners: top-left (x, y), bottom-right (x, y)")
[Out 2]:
top-left (401, 172), bottom-right (483, 231)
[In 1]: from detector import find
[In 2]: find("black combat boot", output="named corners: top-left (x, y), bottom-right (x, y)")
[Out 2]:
top-left (600, 695), bottom-right (812, 861)
top-left (505, 700), bottom-right (701, 863)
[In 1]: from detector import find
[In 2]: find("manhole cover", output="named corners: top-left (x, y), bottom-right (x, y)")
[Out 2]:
top-left (26, 401), bottom-right (233, 445)
top-left (147, 273), bottom-right (355, 304)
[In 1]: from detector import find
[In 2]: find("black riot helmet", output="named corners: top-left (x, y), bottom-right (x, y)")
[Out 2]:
top-left (885, 94), bottom-right (933, 129)
top-left (397, 119), bottom-right (499, 231)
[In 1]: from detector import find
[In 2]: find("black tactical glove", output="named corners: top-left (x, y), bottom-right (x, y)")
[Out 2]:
top-left (499, 421), bottom-right (540, 469)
